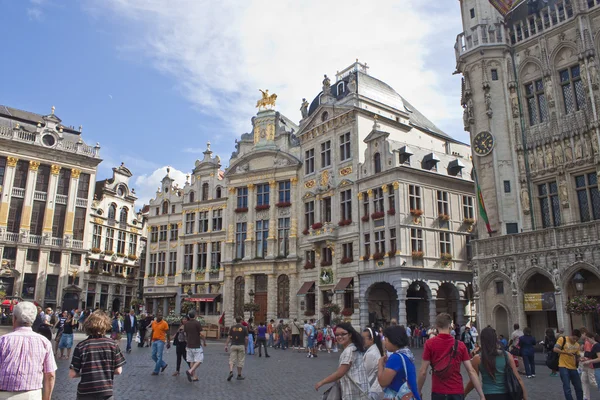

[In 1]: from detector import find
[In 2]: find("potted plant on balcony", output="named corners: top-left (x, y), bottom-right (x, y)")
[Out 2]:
top-left (410, 209), bottom-right (424, 217)
top-left (371, 211), bottom-right (385, 220)
top-left (147, 272), bottom-right (156, 278)
top-left (255, 204), bottom-right (270, 211)
top-left (91, 247), bottom-right (101, 254)
top-left (361, 215), bottom-right (370, 222)
top-left (276, 201), bottom-right (291, 208)
top-left (320, 259), bottom-right (332, 267)
top-left (127, 254), bottom-right (138, 261)
top-left (567, 296), bottom-right (599, 315)
top-left (104, 250), bottom-right (114, 256)
top-left (438, 214), bottom-right (450, 222)
top-left (126, 273), bottom-right (136, 280)
top-left (411, 251), bottom-right (424, 260)
top-left (338, 219), bottom-right (352, 226)
top-left (387, 208), bottom-right (396, 216)
top-left (302, 228), bottom-right (310, 235)
top-left (463, 217), bottom-right (475, 225)
top-left (341, 308), bottom-right (353, 317)
top-left (320, 303), bottom-right (341, 316)
top-left (88, 268), bottom-right (100, 275)
top-left (234, 207), bottom-right (248, 213)
top-left (311, 222), bottom-right (323, 230)
top-left (116, 252), bottom-right (126, 258)
top-left (303, 261), bottom-right (315, 270)
top-left (372, 252), bottom-right (385, 260)
top-left (340, 257), bottom-right (353, 264)
top-left (440, 253), bottom-right (453, 266)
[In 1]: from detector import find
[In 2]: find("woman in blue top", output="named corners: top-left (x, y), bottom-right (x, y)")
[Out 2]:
top-left (377, 325), bottom-right (421, 400)
top-left (519, 327), bottom-right (537, 378)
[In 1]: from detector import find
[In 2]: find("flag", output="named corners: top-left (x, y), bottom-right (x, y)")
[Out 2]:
top-left (473, 169), bottom-right (493, 235)
top-left (488, 0), bottom-right (525, 17)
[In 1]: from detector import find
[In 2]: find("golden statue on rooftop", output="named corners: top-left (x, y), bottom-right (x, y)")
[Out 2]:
top-left (256, 89), bottom-right (277, 110)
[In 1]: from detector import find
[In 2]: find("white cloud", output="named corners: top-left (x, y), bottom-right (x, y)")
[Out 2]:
top-left (133, 166), bottom-right (187, 206)
top-left (27, 7), bottom-right (43, 20)
top-left (85, 0), bottom-right (465, 143)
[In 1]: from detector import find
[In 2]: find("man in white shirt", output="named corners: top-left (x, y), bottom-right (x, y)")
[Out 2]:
top-left (511, 323), bottom-right (525, 374)
top-left (303, 320), bottom-right (310, 351)
top-left (405, 325), bottom-right (412, 347)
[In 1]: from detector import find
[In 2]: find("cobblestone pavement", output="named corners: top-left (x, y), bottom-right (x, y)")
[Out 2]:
top-left (0, 327), bottom-right (597, 400)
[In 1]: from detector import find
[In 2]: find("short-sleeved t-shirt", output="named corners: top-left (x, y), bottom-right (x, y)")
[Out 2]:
top-left (151, 320), bottom-right (169, 342)
top-left (229, 324), bottom-right (248, 346)
top-left (184, 319), bottom-right (203, 348)
top-left (423, 333), bottom-right (470, 395)
top-left (589, 342), bottom-right (600, 369)
top-left (257, 325), bottom-right (267, 338)
top-left (555, 336), bottom-right (580, 370)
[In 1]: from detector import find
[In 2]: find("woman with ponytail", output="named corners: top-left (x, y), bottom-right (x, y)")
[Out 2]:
top-left (362, 327), bottom-right (384, 399)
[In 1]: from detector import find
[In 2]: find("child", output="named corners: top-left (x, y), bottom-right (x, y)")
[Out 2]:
top-left (69, 311), bottom-right (126, 400)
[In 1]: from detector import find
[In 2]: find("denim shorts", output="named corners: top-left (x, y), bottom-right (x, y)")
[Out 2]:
top-left (59, 333), bottom-right (73, 349)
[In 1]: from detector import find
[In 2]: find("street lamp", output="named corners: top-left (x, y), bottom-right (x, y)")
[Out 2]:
top-left (573, 272), bottom-right (585, 294)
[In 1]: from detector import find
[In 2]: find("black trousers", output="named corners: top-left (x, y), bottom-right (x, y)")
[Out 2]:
top-left (431, 394), bottom-right (465, 400)
top-left (176, 343), bottom-right (190, 372)
top-left (256, 337), bottom-right (269, 356)
top-left (138, 329), bottom-right (146, 347)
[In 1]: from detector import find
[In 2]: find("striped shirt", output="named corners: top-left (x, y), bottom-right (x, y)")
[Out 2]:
top-left (70, 336), bottom-right (126, 397)
top-left (0, 327), bottom-right (57, 391)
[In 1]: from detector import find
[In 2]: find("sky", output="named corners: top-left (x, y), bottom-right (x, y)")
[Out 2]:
top-left (0, 0), bottom-right (466, 208)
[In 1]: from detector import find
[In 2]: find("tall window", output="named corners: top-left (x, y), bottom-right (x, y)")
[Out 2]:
top-left (364, 234), bottom-right (370, 258)
top-left (56, 168), bottom-right (71, 196)
top-left (340, 132), bottom-right (351, 161)
top-left (305, 250), bottom-right (315, 266)
top-left (374, 153), bottom-right (382, 173)
top-left (341, 189), bottom-right (352, 221)
top-left (304, 201), bottom-right (315, 229)
top-left (237, 187), bottom-right (248, 208)
top-left (30, 201), bottom-right (45, 236)
top-left (7, 198), bottom-right (23, 233)
top-left (170, 224), bottom-right (178, 240)
top-left (322, 197), bottom-right (332, 222)
top-left (119, 207), bottom-right (128, 224)
top-left (0, 157), bottom-right (6, 187)
top-left (321, 141), bottom-right (331, 168)
top-left (162, 201), bottom-right (169, 215)
top-left (212, 209), bottom-right (223, 231)
top-left (184, 244), bottom-right (194, 270)
top-left (51, 204), bottom-right (66, 238)
top-left (373, 188), bottom-right (384, 212)
top-left (257, 184), bottom-right (270, 206)
top-left (305, 149), bottom-right (315, 175)
top-left (235, 223), bottom-right (247, 259)
top-left (105, 228), bottom-right (114, 252)
top-left (108, 204), bottom-right (116, 220)
top-left (440, 232), bottom-right (452, 255)
top-left (560, 65), bottom-right (586, 114)
top-left (128, 234), bottom-right (137, 255)
top-left (158, 252), bottom-right (166, 275)
top-left (525, 79), bottom-right (548, 126)
top-left (149, 253), bottom-right (157, 276)
top-left (409, 185), bottom-right (422, 211)
top-left (374, 231), bottom-right (385, 254)
top-left (198, 211), bottom-right (209, 233)
top-left (35, 165), bottom-right (50, 192)
top-left (575, 172), bottom-right (600, 222)
top-left (322, 247), bottom-right (332, 265)
top-left (92, 225), bottom-right (102, 249)
top-left (538, 181), bottom-right (561, 228)
top-left (168, 252), bottom-right (177, 276)
top-left (342, 243), bottom-right (353, 260)
top-left (216, 187), bottom-right (222, 198)
top-left (77, 173), bottom-right (90, 199)
top-left (462, 196), bottom-right (475, 220)
top-left (256, 220), bottom-right (269, 258)
top-left (211, 242), bottom-right (221, 269)
top-left (189, 191), bottom-right (195, 203)
top-left (159, 225), bottom-right (167, 241)
top-left (278, 180), bottom-right (291, 203)
top-left (13, 160), bottom-right (29, 189)
top-left (388, 185), bottom-right (395, 211)
top-left (410, 228), bottom-right (423, 252)
top-left (197, 243), bottom-right (208, 270)
top-left (202, 182), bottom-right (209, 201)
top-left (437, 190), bottom-right (449, 216)
top-left (390, 228), bottom-right (397, 254)
top-left (117, 231), bottom-right (126, 254)
top-left (278, 217), bottom-right (290, 256)
top-left (150, 226), bottom-right (158, 243)
top-left (185, 212), bottom-right (195, 234)
top-left (363, 192), bottom-right (369, 217)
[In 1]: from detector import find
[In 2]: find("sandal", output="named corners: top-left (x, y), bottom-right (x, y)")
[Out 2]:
top-left (172, 372), bottom-right (180, 376)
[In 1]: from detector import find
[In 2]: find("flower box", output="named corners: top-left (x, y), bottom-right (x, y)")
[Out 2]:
top-left (340, 257), bottom-right (353, 264)
top-left (440, 253), bottom-right (453, 261)
top-left (463, 217), bottom-right (475, 225)
top-left (361, 215), bottom-right (370, 222)
top-left (320, 303), bottom-right (341, 316)
top-left (341, 308), bottom-right (353, 317)
top-left (387, 209), bottom-right (396, 216)
top-left (387, 251), bottom-right (396, 257)
top-left (303, 261), bottom-right (315, 270)
top-left (567, 296), bottom-right (599, 315)
top-left (320, 260), bottom-right (333, 267)
top-left (234, 207), bottom-right (248, 213)
top-left (338, 219), bottom-right (352, 227)
top-left (91, 247), bottom-right (101, 254)
top-left (126, 274), bottom-right (136, 280)
top-left (88, 269), bottom-right (100, 275)
top-left (372, 252), bottom-right (385, 260)
top-left (363, 254), bottom-right (371, 260)
top-left (411, 251), bottom-right (424, 259)
top-left (276, 202), bottom-right (291, 208)
top-left (410, 209), bottom-right (424, 217)
top-left (311, 222), bottom-right (323, 230)
top-left (255, 204), bottom-right (270, 211)
top-left (104, 250), bottom-right (114, 256)
top-left (438, 214), bottom-right (450, 222)
top-left (147, 273), bottom-right (156, 277)
top-left (371, 211), bottom-right (385, 220)
top-left (116, 252), bottom-right (126, 258)
top-left (302, 229), bottom-right (310, 236)
top-left (101, 271), bottom-right (111, 276)
top-left (304, 310), bottom-right (315, 317)
top-left (127, 254), bottom-right (138, 261)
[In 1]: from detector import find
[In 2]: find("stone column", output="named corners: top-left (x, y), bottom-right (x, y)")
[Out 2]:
top-left (36, 250), bottom-right (50, 305)
top-left (429, 296), bottom-right (438, 327)
top-left (0, 157), bottom-right (18, 229)
top-left (267, 180), bottom-right (277, 259)
top-left (19, 161), bottom-right (40, 235)
top-left (288, 178), bottom-right (298, 258)
top-left (63, 169), bottom-right (81, 244)
top-left (289, 272), bottom-right (298, 319)
top-left (267, 273), bottom-right (277, 320)
top-left (555, 291), bottom-right (568, 331)
top-left (42, 165), bottom-right (62, 241)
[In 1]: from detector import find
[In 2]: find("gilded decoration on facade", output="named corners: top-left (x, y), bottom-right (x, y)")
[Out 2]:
top-left (256, 89), bottom-right (277, 110)
top-left (340, 166), bottom-right (352, 176)
top-left (6, 157), bottom-right (18, 167)
top-left (29, 161), bottom-right (40, 171)
top-left (305, 180), bottom-right (315, 189)
top-left (50, 165), bottom-right (61, 175)
top-left (71, 169), bottom-right (81, 179)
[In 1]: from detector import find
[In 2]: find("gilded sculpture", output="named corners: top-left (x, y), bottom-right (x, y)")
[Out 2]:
top-left (256, 89), bottom-right (277, 110)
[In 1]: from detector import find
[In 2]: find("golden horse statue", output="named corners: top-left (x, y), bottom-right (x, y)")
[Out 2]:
top-left (256, 89), bottom-right (277, 109)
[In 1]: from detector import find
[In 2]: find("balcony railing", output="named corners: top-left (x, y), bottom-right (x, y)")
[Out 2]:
top-left (4, 232), bottom-right (19, 242)
top-left (72, 240), bottom-right (84, 249)
top-left (34, 191), bottom-right (47, 201)
top-left (0, 126), bottom-right (100, 158)
top-left (474, 220), bottom-right (600, 258)
top-left (76, 198), bottom-right (88, 208)
top-left (11, 187), bottom-right (25, 198)
top-left (55, 194), bottom-right (68, 205)
top-left (28, 235), bottom-right (42, 245)
top-left (51, 237), bottom-right (63, 247)
top-left (455, 23), bottom-right (507, 59)
top-left (507, 0), bottom-right (574, 45)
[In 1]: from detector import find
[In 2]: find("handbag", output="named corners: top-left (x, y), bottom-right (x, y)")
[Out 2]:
top-left (322, 381), bottom-right (342, 400)
top-left (383, 353), bottom-right (415, 400)
top-left (503, 351), bottom-right (524, 400)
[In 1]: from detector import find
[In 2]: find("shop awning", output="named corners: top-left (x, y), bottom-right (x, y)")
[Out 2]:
top-left (334, 277), bottom-right (354, 293)
top-left (185, 294), bottom-right (221, 303)
top-left (296, 281), bottom-right (315, 296)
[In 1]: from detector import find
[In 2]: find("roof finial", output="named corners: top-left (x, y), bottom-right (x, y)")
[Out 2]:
top-left (51, 106), bottom-right (55, 115)
top-left (207, 141), bottom-right (211, 151)
top-left (166, 166), bottom-right (170, 175)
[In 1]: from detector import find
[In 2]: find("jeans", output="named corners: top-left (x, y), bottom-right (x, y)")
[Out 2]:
top-left (292, 334), bottom-right (300, 347)
top-left (256, 337), bottom-right (268, 356)
top-left (595, 369), bottom-right (600, 392)
top-left (559, 367), bottom-right (583, 400)
top-left (126, 332), bottom-right (134, 351)
top-left (267, 333), bottom-right (274, 347)
top-left (522, 353), bottom-right (535, 376)
top-left (247, 334), bottom-right (254, 354)
top-left (151, 340), bottom-right (167, 374)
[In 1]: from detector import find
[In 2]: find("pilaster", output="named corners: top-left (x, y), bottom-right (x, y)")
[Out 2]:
top-left (267, 273), bottom-right (277, 320)
top-left (289, 272), bottom-right (299, 319)
top-left (266, 181), bottom-right (277, 259)
top-left (19, 161), bottom-right (39, 232)
top-left (36, 250), bottom-right (50, 305)
top-left (63, 169), bottom-right (81, 236)
top-left (42, 165), bottom-right (61, 237)
top-left (0, 157), bottom-right (18, 227)
top-left (429, 296), bottom-right (438, 327)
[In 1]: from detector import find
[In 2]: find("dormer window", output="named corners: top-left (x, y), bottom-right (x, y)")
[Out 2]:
top-left (422, 153), bottom-right (440, 171)
top-left (448, 159), bottom-right (466, 177)
top-left (202, 183), bottom-right (209, 201)
top-left (108, 204), bottom-right (116, 220)
top-left (321, 111), bottom-right (329, 122)
top-left (399, 146), bottom-right (413, 165)
top-left (162, 201), bottom-right (169, 215)
top-left (216, 187), bottom-right (222, 199)
top-left (374, 153), bottom-right (382, 173)
top-left (189, 191), bottom-right (195, 203)
top-left (337, 82), bottom-right (345, 95)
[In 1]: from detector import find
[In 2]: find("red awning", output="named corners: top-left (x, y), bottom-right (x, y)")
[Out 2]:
top-left (185, 294), bottom-right (221, 302)
top-left (334, 277), bottom-right (354, 293)
top-left (296, 281), bottom-right (315, 296)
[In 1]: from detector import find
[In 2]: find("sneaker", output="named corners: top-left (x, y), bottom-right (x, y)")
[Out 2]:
top-left (526, 375), bottom-right (532, 379)
top-left (532, 375), bottom-right (535, 378)
top-left (313, 354), bottom-right (318, 358)
top-left (161, 364), bottom-right (168, 373)
top-left (266, 355), bottom-right (270, 358)
top-left (307, 353), bottom-right (311, 358)
top-left (227, 371), bottom-right (234, 382)
top-left (151, 372), bottom-right (159, 376)
top-left (237, 376), bottom-right (245, 380)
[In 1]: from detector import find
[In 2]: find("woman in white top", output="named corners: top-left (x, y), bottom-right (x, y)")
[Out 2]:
top-left (362, 327), bottom-right (384, 400)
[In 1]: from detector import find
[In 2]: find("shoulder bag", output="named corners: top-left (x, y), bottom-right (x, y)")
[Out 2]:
top-left (382, 353), bottom-right (416, 400)
top-left (322, 381), bottom-right (342, 400)
top-left (430, 339), bottom-right (459, 378)
top-left (546, 337), bottom-right (563, 371)
top-left (503, 351), bottom-right (524, 400)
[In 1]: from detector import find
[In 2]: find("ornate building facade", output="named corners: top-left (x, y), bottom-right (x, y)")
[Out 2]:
top-left (0, 105), bottom-right (101, 309)
top-left (456, 0), bottom-right (600, 338)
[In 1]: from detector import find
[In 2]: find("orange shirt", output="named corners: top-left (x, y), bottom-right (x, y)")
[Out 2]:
top-left (267, 324), bottom-right (274, 334)
top-left (151, 320), bottom-right (169, 342)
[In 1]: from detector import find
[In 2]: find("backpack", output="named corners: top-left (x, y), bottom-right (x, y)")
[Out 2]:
top-left (546, 336), bottom-right (564, 371)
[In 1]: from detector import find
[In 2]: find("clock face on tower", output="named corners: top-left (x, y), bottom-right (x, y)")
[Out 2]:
top-left (473, 131), bottom-right (495, 156)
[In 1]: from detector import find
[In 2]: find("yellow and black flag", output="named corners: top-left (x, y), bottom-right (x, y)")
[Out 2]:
top-left (488, 0), bottom-right (526, 16)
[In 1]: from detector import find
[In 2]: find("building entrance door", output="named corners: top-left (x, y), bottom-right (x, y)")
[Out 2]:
top-left (254, 293), bottom-right (267, 323)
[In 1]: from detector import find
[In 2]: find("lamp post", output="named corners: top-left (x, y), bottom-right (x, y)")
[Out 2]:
top-left (248, 289), bottom-right (255, 319)
top-left (573, 272), bottom-right (585, 294)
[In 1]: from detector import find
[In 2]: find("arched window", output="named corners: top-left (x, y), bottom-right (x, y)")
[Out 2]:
top-left (374, 152), bottom-right (382, 173)
top-left (119, 207), bottom-right (128, 224)
top-left (216, 187), bottom-right (222, 199)
top-left (202, 183), bottom-right (209, 201)
top-left (162, 201), bottom-right (169, 215)
top-left (277, 275), bottom-right (290, 319)
top-left (108, 204), bottom-right (116, 220)
top-left (337, 82), bottom-right (345, 95)
top-left (234, 276), bottom-right (245, 318)
top-left (189, 191), bottom-right (195, 203)
top-left (321, 111), bottom-right (329, 122)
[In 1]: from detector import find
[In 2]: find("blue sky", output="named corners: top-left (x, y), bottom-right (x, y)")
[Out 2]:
top-left (1, 0), bottom-right (467, 206)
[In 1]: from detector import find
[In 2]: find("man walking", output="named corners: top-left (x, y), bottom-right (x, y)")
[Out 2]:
top-left (511, 323), bottom-right (525, 374)
top-left (417, 313), bottom-right (485, 400)
top-left (554, 329), bottom-right (583, 400)
top-left (123, 309), bottom-right (137, 354)
top-left (150, 314), bottom-right (171, 376)
top-left (256, 321), bottom-right (269, 357)
top-left (225, 316), bottom-right (248, 381)
top-left (183, 310), bottom-right (205, 382)
top-left (291, 318), bottom-right (301, 349)
top-left (275, 319), bottom-right (287, 350)
top-left (0, 301), bottom-right (57, 400)
top-left (267, 319), bottom-right (275, 347)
